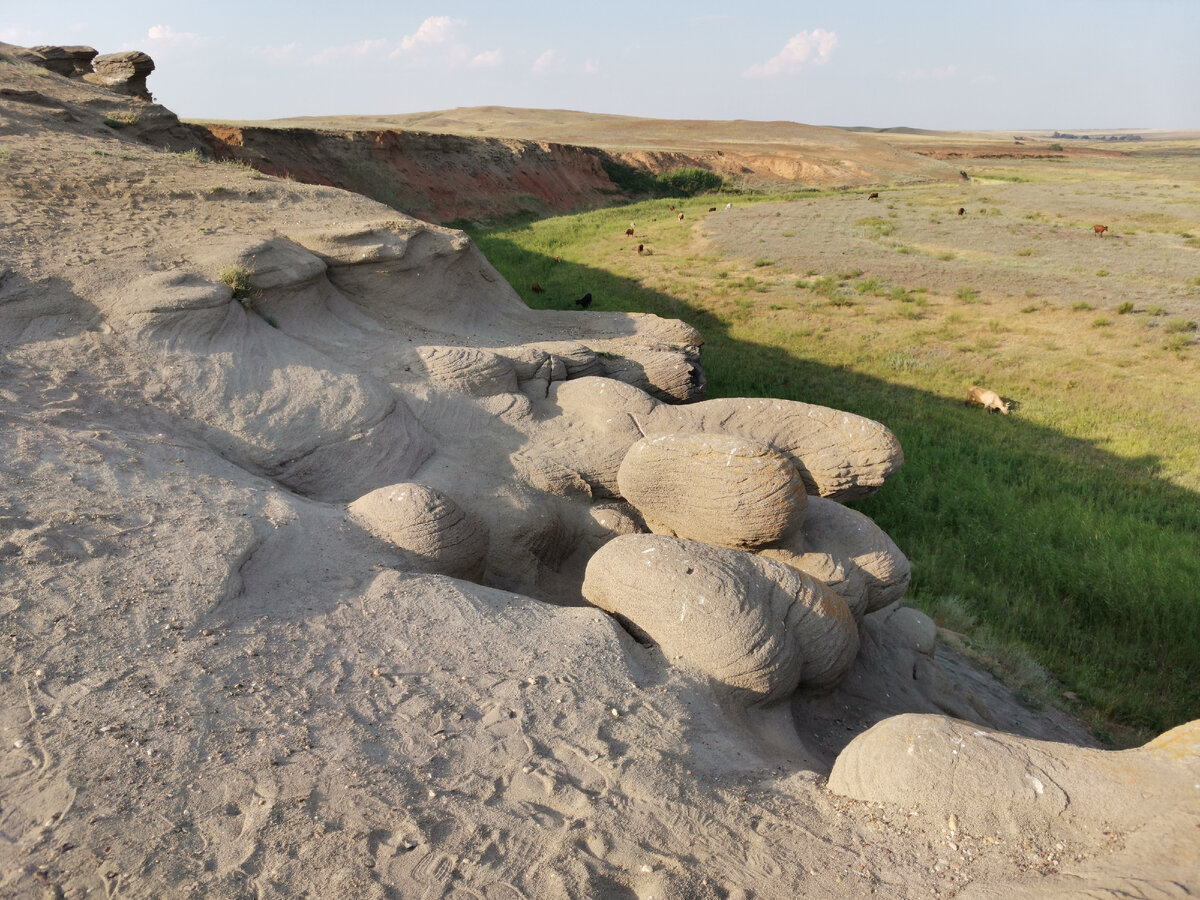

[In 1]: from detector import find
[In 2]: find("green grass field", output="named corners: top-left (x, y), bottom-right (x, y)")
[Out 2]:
top-left (466, 181), bottom-right (1200, 742)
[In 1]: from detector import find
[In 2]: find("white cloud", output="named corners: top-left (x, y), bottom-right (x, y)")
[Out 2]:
top-left (895, 63), bottom-right (959, 82)
top-left (400, 16), bottom-right (460, 51)
top-left (532, 49), bottom-right (556, 73)
top-left (146, 24), bottom-right (203, 46)
top-left (470, 49), bottom-right (503, 68)
top-left (584, 59), bottom-right (600, 75)
top-left (307, 38), bottom-right (387, 66)
top-left (259, 42), bottom-right (299, 64)
top-left (744, 29), bottom-right (838, 77)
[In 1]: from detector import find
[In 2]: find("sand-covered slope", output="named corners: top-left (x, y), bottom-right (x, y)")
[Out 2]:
top-left (2, 46), bottom-right (1198, 899)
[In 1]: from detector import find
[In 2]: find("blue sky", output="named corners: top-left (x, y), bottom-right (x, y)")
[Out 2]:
top-left (3, 1), bottom-right (1197, 129)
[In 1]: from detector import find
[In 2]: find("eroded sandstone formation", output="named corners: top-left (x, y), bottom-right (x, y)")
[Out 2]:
top-left (1, 43), bottom-right (1196, 899)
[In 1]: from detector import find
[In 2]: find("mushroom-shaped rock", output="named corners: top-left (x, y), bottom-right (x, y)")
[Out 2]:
top-left (85, 51), bottom-right (156, 100)
top-left (617, 433), bottom-right (807, 549)
top-left (414, 346), bottom-right (518, 396)
top-left (759, 495), bottom-right (910, 619)
top-left (635, 397), bottom-right (903, 501)
top-left (828, 714), bottom-right (1200, 846)
top-left (582, 534), bottom-right (859, 704)
top-left (348, 483), bottom-right (488, 581)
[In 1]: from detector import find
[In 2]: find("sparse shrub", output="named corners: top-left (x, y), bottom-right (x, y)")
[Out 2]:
top-left (1021, 304), bottom-right (1038, 313)
top-left (1072, 300), bottom-right (1093, 311)
top-left (854, 277), bottom-right (884, 294)
top-left (1096, 269), bottom-right (1110, 277)
top-left (828, 296), bottom-right (854, 307)
top-left (102, 112), bottom-right (140, 129)
top-left (956, 285), bottom-right (980, 303)
top-left (837, 268), bottom-right (863, 281)
top-left (1093, 316), bottom-right (1112, 328)
top-left (753, 259), bottom-right (773, 267)
top-left (1015, 248), bottom-right (1035, 257)
top-left (1164, 318), bottom-right (1198, 334)
top-left (1048, 143), bottom-right (1064, 151)
top-left (717, 271), bottom-right (729, 279)
top-left (1164, 334), bottom-right (1189, 353)
top-left (220, 265), bottom-right (254, 304)
top-left (896, 245), bottom-right (913, 254)
top-left (805, 268), bottom-right (818, 276)
top-left (1148, 305), bottom-right (1167, 316)
top-left (1117, 301), bottom-right (1134, 314)
top-left (938, 252), bottom-right (956, 261)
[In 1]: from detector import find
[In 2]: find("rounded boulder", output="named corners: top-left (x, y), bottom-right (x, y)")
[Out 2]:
top-left (616, 432), bottom-right (806, 549)
top-left (348, 482), bottom-right (489, 581)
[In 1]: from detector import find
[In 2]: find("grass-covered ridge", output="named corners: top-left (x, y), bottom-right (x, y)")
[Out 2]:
top-left (465, 184), bottom-right (1200, 741)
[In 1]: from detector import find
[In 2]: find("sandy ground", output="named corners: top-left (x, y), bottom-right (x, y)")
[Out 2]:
top-left (2, 48), bottom-right (1198, 899)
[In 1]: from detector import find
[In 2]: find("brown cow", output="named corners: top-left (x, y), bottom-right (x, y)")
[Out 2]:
top-left (966, 385), bottom-right (1011, 414)
top-left (637, 244), bottom-right (644, 254)
top-left (531, 283), bottom-right (544, 293)
top-left (958, 207), bottom-right (965, 216)
top-left (867, 192), bottom-right (879, 200)
top-left (625, 227), bottom-right (634, 236)
top-left (678, 212), bottom-right (684, 221)
top-left (1094, 224), bottom-right (1109, 237)
top-left (708, 207), bottom-right (717, 212)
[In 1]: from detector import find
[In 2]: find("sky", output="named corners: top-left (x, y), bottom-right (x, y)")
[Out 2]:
top-left (2, 1), bottom-right (1197, 130)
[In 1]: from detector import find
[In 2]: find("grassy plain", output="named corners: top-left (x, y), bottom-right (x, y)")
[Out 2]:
top-left (468, 139), bottom-right (1200, 741)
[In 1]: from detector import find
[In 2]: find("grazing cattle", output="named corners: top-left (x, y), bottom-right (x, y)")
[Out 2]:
top-left (958, 207), bottom-right (965, 216)
top-left (677, 212), bottom-right (684, 221)
top-left (669, 205), bottom-right (675, 211)
top-left (637, 244), bottom-right (644, 254)
top-left (725, 202), bottom-right (732, 209)
top-left (1094, 224), bottom-right (1109, 237)
top-left (531, 283), bottom-right (544, 293)
top-left (554, 255), bottom-right (561, 263)
top-left (960, 170), bottom-right (969, 180)
top-left (576, 292), bottom-right (593, 309)
top-left (966, 385), bottom-right (1011, 414)
top-left (708, 207), bottom-right (717, 212)
top-left (625, 227), bottom-right (634, 236)
top-left (867, 192), bottom-right (879, 200)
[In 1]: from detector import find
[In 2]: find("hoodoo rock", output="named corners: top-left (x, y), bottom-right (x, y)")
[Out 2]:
top-left (85, 50), bottom-right (155, 100)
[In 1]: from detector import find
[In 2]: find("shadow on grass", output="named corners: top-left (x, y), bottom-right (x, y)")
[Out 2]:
top-left (469, 224), bottom-right (1200, 738)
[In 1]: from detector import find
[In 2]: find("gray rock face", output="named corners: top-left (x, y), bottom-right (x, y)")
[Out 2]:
top-left (27, 45), bottom-right (98, 77)
top-left (617, 432), bottom-right (807, 549)
top-left (582, 534), bottom-right (859, 704)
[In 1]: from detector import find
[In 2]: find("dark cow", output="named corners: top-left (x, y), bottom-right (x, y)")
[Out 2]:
top-left (576, 293), bottom-right (593, 309)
